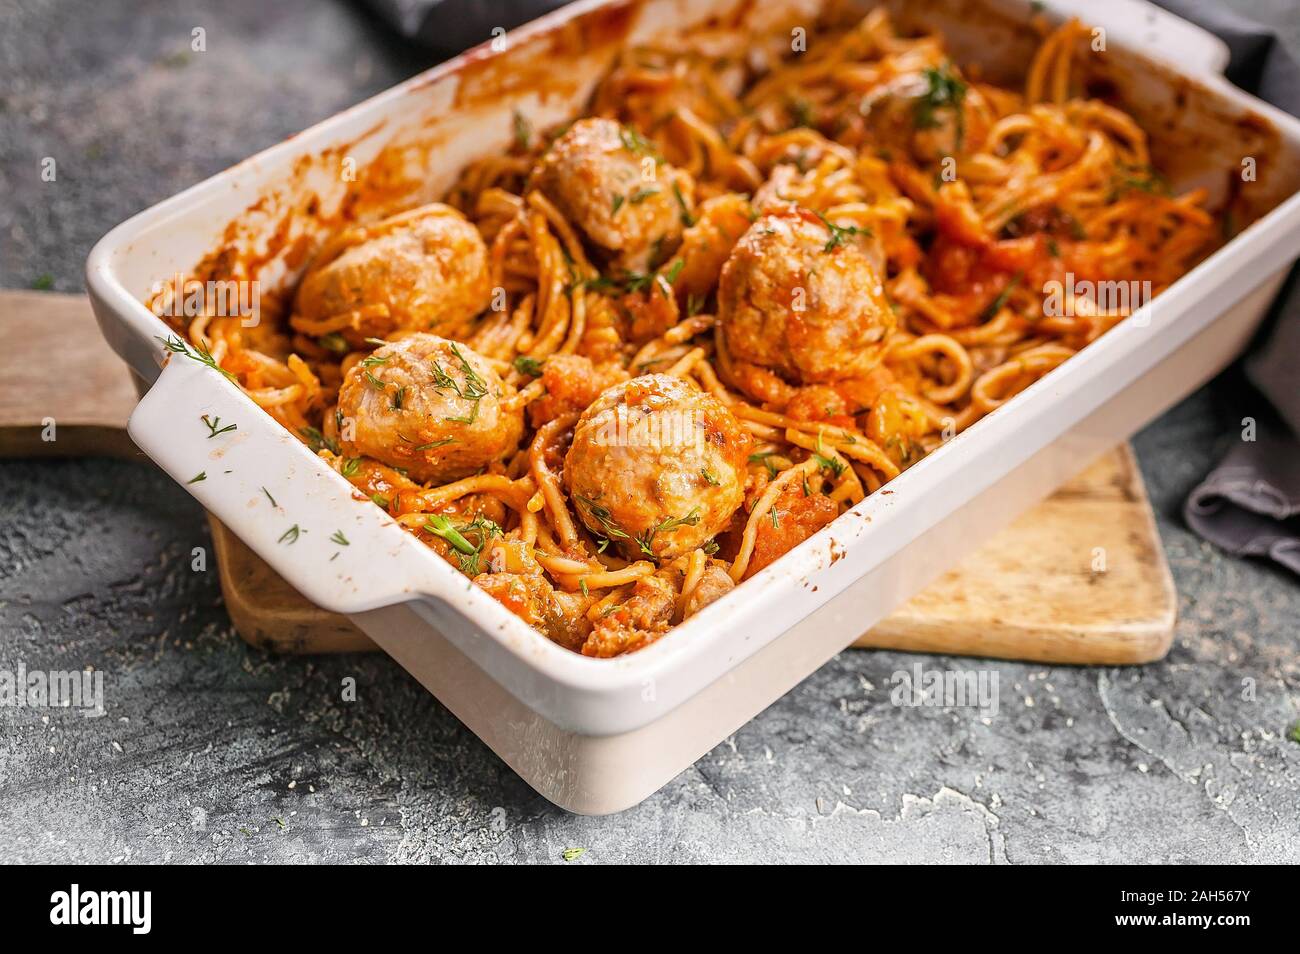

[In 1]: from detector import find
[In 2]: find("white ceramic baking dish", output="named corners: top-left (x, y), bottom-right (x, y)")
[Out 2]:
top-left (87, 0), bottom-right (1300, 813)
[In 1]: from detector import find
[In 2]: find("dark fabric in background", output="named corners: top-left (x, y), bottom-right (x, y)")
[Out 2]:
top-left (365, 0), bottom-right (567, 55)
top-left (362, 0), bottom-right (1300, 575)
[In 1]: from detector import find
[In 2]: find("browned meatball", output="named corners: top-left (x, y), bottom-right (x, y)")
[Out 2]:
top-left (564, 374), bottom-right (748, 560)
top-left (295, 204), bottom-right (491, 340)
top-left (531, 118), bottom-right (693, 271)
top-left (857, 64), bottom-right (988, 163)
top-left (717, 207), bottom-right (895, 393)
top-left (336, 334), bottom-right (522, 483)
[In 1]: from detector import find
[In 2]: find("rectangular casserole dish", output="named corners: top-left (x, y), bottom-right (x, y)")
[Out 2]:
top-left (87, 0), bottom-right (1300, 813)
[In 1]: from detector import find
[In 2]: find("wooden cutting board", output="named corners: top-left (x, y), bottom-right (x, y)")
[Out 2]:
top-left (1, 290), bottom-right (1176, 664)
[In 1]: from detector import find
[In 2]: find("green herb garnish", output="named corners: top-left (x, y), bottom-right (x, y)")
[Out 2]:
top-left (661, 258), bottom-right (684, 288)
top-left (300, 426), bottom-right (339, 455)
top-left (749, 451), bottom-right (779, 479)
top-left (425, 513), bottom-right (502, 576)
top-left (575, 494), bottom-right (630, 543)
top-left (425, 514), bottom-right (477, 555)
top-left (619, 125), bottom-right (661, 161)
top-left (157, 335), bottom-right (237, 381)
top-left (513, 355), bottom-right (544, 377)
top-left (672, 181), bottom-right (695, 227)
top-left (512, 109), bottom-right (532, 151)
top-left (788, 97), bottom-right (814, 129)
top-left (445, 401), bottom-right (480, 426)
top-left (979, 272), bottom-right (1022, 322)
top-left (637, 506), bottom-right (701, 557)
top-left (914, 64), bottom-right (967, 149)
top-left (1113, 164), bottom-right (1171, 197)
top-left (318, 332), bottom-right (349, 354)
top-left (813, 451), bottom-right (846, 477)
top-left (201, 414), bottom-right (237, 439)
top-left (431, 343), bottom-right (488, 425)
top-left (815, 211), bottom-right (871, 253)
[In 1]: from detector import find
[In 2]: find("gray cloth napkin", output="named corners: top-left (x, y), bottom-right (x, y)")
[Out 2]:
top-left (1156, 0), bottom-right (1300, 576)
top-left (361, 0), bottom-right (1300, 576)
top-left (364, 0), bottom-right (567, 55)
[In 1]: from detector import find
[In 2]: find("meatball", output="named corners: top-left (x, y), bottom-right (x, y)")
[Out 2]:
top-left (531, 118), bottom-right (693, 271)
top-left (564, 374), bottom-right (748, 560)
top-left (295, 204), bottom-right (491, 340)
top-left (856, 65), bottom-right (988, 162)
top-left (336, 334), bottom-right (522, 484)
top-left (717, 207), bottom-right (895, 392)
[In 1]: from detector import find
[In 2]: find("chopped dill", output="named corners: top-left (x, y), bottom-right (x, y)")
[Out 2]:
top-left (201, 415), bottom-right (236, 439)
top-left (513, 355), bottom-right (544, 377)
top-left (157, 335), bottom-right (237, 382)
top-left (575, 494), bottom-right (630, 543)
top-left (673, 181), bottom-right (695, 226)
top-left (815, 210), bottom-right (871, 252)
top-left (637, 506), bottom-right (701, 557)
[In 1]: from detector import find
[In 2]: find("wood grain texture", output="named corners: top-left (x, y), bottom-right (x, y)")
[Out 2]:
top-left (854, 445), bottom-right (1176, 663)
top-left (209, 515), bottom-right (372, 653)
top-left (0, 290), bottom-right (1176, 663)
top-left (0, 291), bottom-right (141, 458)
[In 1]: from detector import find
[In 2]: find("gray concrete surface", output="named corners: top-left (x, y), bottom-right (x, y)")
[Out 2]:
top-left (0, 0), bottom-right (1297, 864)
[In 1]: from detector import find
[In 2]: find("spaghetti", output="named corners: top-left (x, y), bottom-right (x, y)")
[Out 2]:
top-left (160, 11), bottom-right (1217, 657)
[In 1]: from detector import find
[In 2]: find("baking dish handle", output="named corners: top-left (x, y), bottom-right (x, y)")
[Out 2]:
top-left (1047, 0), bottom-right (1230, 76)
top-left (127, 354), bottom-right (449, 615)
